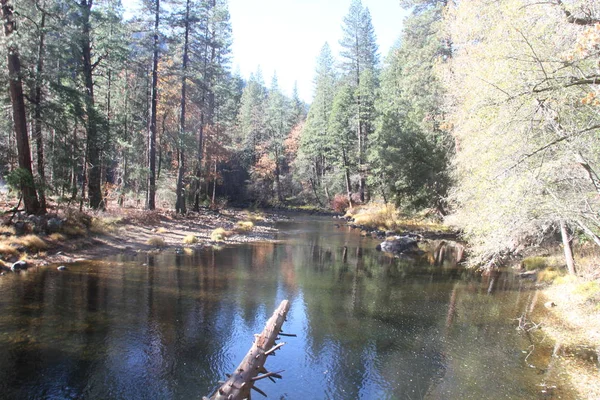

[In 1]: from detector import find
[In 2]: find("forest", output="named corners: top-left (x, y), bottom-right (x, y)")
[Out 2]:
top-left (1, 0), bottom-right (600, 267)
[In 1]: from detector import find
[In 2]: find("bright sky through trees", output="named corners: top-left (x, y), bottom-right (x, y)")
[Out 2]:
top-left (122, 0), bottom-right (408, 102)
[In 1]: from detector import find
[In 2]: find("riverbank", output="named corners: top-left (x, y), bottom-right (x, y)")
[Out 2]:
top-left (0, 207), bottom-right (282, 270)
top-left (535, 279), bottom-right (600, 399)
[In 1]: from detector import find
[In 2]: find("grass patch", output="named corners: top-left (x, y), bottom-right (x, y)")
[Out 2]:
top-left (573, 281), bottom-right (600, 303)
top-left (0, 242), bottom-right (18, 257)
top-left (210, 227), bottom-right (233, 242)
top-left (157, 227), bottom-right (168, 234)
top-left (146, 236), bottom-right (166, 247)
top-left (233, 221), bottom-right (254, 233)
top-left (183, 234), bottom-right (198, 244)
top-left (90, 217), bottom-right (119, 234)
top-left (349, 203), bottom-right (450, 232)
top-left (0, 225), bottom-right (15, 235)
top-left (537, 269), bottom-right (562, 283)
top-left (183, 247), bottom-right (194, 255)
top-left (522, 256), bottom-right (550, 270)
top-left (47, 233), bottom-right (67, 243)
top-left (242, 211), bottom-right (265, 222)
top-left (16, 235), bottom-right (48, 251)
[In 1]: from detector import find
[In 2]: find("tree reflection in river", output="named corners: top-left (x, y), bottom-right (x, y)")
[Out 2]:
top-left (0, 217), bottom-right (575, 399)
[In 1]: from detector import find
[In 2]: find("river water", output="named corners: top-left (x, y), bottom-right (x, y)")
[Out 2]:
top-left (0, 216), bottom-right (573, 399)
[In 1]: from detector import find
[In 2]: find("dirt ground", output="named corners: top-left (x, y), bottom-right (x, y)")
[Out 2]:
top-left (6, 207), bottom-right (284, 268)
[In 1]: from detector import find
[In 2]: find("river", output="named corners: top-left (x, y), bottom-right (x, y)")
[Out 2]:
top-left (0, 216), bottom-right (573, 399)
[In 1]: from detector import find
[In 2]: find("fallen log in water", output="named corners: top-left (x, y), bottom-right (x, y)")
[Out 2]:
top-left (206, 300), bottom-right (292, 400)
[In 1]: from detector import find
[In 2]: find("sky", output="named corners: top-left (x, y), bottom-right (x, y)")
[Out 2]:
top-left (122, 0), bottom-right (409, 103)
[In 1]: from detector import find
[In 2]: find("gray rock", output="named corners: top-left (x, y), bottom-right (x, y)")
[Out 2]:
top-left (46, 218), bottom-right (63, 234)
top-left (57, 265), bottom-right (67, 271)
top-left (377, 236), bottom-right (420, 254)
top-left (14, 221), bottom-right (27, 236)
top-left (11, 260), bottom-right (29, 271)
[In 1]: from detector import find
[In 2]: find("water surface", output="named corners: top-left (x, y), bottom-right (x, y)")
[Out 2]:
top-left (0, 216), bottom-right (572, 399)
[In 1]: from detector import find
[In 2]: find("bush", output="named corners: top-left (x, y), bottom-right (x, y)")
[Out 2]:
top-left (331, 194), bottom-right (350, 213)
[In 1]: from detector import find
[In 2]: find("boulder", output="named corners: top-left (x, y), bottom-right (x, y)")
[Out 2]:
top-left (377, 236), bottom-right (420, 254)
top-left (11, 260), bottom-right (29, 271)
top-left (57, 265), bottom-right (67, 271)
top-left (46, 218), bottom-right (63, 234)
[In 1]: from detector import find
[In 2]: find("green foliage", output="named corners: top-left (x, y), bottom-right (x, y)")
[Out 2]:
top-left (6, 168), bottom-right (35, 192)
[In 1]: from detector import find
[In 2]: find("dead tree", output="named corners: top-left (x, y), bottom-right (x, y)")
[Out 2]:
top-left (207, 300), bottom-right (293, 400)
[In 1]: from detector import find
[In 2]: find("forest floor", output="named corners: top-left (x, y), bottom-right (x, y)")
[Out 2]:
top-left (0, 204), bottom-right (284, 270)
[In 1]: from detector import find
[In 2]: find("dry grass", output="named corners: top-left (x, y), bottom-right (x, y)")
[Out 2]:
top-left (157, 227), bottom-right (168, 234)
top-left (233, 221), bottom-right (254, 233)
top-left (183, 247), bottom-right (194, 255)
top-left (0, 242), bottom-right (18, 257)
top-left (210, 227), bottom-right (233, 242)
top-left (15, 234), bottom-right (48, 251)
top-left (183, 234), bottom-right (198, 244)
top-left (348, 203), bottom-right (449, 232)
top-left (61, 224), bottom-right (87, 237)
top-left (146, 236), bottom-right (166, 247)
top-left (47, 233), bottom-right (67, 242)
top-left (242, 211), bottom-right (265, 222)
top-left (0, 225), bottom-right (16, 235)
top-left (90, 217), bottom-right (119, 234)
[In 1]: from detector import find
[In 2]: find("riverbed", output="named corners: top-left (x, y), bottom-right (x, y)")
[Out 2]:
top-left (0, 216), bottom-right (574, 399)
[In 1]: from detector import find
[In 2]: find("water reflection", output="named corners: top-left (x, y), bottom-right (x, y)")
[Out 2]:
top-left (0, 216), bottom-right (575, 399)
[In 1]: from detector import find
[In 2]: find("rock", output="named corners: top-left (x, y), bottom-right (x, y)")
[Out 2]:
top-left (46, 218), bottom-right (63, 234)
top-left (14, 221), bottom-right (27, 236)
top-left (377, 236), bottom-right (420, 254)
top-left (544, 301), bottom-right (557, 309)
top-left (57, 265), bottom-right (67, 271)
top-left (11, 260), bottom-right (29, 271)
top-left (0, 272), bottom-right (5, 276)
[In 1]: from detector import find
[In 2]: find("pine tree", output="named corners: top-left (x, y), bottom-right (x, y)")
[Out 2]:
top-left (339, 0), bottom-right (378, 202)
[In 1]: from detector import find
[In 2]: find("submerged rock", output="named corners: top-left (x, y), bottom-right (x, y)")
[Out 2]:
top-left (11, 260), bottom-right (29, 271)
top-left (377, 236), bottom-right (420, 254)
top-left (57, 265), bottom-right (67, 271)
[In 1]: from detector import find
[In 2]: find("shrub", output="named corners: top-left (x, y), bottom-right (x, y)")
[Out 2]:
top-left (183, 235), bottom-right (198, 244)
top-left (331, 194), bottom-right (350, 213)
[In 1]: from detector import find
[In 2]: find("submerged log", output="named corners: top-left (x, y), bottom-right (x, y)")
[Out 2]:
top-left (207, 300), bottom-right (291, 400)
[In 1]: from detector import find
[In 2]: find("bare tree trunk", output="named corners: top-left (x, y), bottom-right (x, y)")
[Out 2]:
top-left (175, 0), bottom-right (190, 214)
top-left (342, 148), bottom-right (353, 209)
top-left (147, 0), bottom-right (159, 210)
top-left (560, 220), bottom-right (576, 275)
top-left (80, 0), bottom-right (103, 210)
top-left (208, 300), bottom-right (290, 400)
top-left (2, 0), bottom-right (41, 215)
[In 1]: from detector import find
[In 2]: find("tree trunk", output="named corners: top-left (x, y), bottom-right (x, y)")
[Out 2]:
top-left (175, 0), bottom-right (190, 214)
top-left (147, 0), bottom-right (159, 210)
top-left (560, 220), bottom-right (576, 275)
top-left (80, 0), bottom-right (103, 210)
top-left (342, 148), bottom-right (353, 209)
top-left (208, 300), bottom-right (291, 400)
top-left (33, 8), bottom-right (47, 213)
top-left (2, 0), bottom-right (41, 215)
